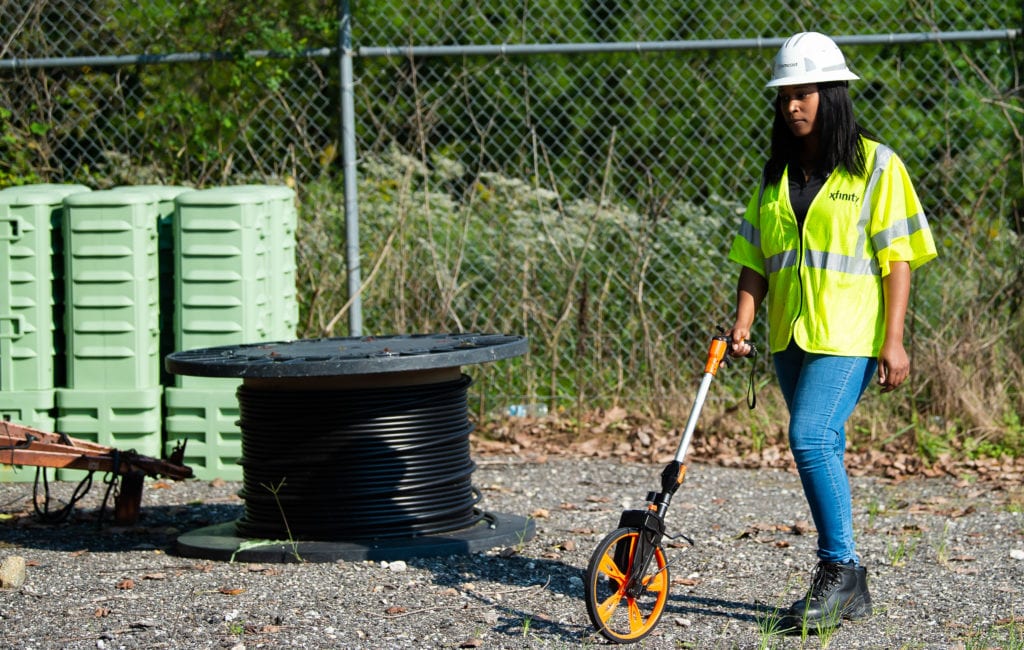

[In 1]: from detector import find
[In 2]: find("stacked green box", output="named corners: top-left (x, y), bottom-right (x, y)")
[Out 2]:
top-left (56, 189), bottom-right (163, 478)
top-left (0, 185), bottom-right (90, 483)
top-left (172, 187), bottom-right (274, 365)
top-left (166, 186), bottom-right (297, 480)
top-left (0, 184), bottom-right (92, 388)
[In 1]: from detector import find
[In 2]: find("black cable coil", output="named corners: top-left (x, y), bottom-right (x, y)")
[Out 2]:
top-left (233, 374), bottom-right (483, 541)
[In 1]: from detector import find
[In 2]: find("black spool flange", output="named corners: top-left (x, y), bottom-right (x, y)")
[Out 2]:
top-left (167, 333), bottom-right (533, 562)
top-left (165, 333), bottom-right (529, 378)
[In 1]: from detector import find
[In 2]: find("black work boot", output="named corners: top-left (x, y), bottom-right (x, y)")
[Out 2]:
top-left (783, 561), bottom-right (872, 631)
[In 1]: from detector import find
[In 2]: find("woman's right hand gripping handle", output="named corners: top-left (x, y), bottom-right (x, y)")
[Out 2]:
top-left (722, 328), bottom-right (759, 409)
top-left (727, 326), bottom-right (755, 358)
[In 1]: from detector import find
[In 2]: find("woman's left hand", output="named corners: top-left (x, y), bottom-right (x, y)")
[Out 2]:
top-left (877, 341), bottom-right (910, 392)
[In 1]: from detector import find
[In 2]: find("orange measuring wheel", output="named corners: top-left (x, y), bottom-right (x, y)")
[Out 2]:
top-left (585, 527), bottom-right (670, 643)
top-left (582, 330), bottom-right (758, 643)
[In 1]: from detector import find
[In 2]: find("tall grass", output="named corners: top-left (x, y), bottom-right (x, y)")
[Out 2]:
top-left (295, 148), bottom-right (1024, 459)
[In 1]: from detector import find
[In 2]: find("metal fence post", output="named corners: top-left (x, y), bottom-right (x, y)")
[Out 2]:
top-left (339, 0), bottom-right (363, 336)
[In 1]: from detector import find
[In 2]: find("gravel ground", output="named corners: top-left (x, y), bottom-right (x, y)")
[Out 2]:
top-left (1, 456), bottom-right (1023, 649)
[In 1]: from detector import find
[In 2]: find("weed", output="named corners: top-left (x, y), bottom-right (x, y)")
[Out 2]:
top-left (887, 534), bottom-right (920, 567)
top-left (795, 610), bottom-right (812, 645)
top-left (962, 617), bottom-right (1024, 650)
top-left (866, 500), bottom-right (883, 528)
top-left (914, 423), bottom-right (952, 463)
top-left (753, 605), bottom-right (786, 649)
top-left (230, 479), bottom-right (303, 563)
top-left (514, 516), bottom-right (534, 553)
top-left (262, 479), bottom-right (302, 561)
top-left (751, 428), bottom-right (767, 455)
top-left (814, 606), bottom-right (843, 648)
top-left (521, 616), bottom-right (532, 638)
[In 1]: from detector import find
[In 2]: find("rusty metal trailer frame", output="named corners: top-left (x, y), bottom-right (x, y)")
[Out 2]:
top-left (1, 421), bottom-right (193, 524)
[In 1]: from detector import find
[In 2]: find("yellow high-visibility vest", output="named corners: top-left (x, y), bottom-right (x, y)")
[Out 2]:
top-left (729, 137), bottom-right (937, 356)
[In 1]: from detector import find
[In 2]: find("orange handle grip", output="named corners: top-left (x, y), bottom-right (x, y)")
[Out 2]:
top-left (704, 337), bottom-right (729, 375)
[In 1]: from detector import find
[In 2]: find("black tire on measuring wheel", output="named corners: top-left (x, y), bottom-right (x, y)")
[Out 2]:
top-left (584, 527), bottom-right (670, 643)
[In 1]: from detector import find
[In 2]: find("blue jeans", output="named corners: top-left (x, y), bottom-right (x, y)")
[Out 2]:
top-left (773, 342), bottom-right (877, 565)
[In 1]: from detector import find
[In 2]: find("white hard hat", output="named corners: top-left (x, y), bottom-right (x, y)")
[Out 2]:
top-left (766, 32), bottom-right (859, 88)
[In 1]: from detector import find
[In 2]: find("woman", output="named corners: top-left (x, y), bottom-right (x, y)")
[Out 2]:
top-left (727, 32), bottom-right (937, 629)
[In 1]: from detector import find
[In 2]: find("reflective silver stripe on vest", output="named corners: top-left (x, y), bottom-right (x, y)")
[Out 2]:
top-left (804, 249), bottom-right (880, 276)
top-left (765, 249), bottom-right (799, 274)
top-left (856, 143), bottom-right (893, 256)
top-left (738, 219), bottom-right (761, 249)
top-left (871, 212), bottom-right (929, 251)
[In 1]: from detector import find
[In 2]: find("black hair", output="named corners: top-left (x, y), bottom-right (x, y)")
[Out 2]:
top-left (763, 82), bottom-right (874, 185)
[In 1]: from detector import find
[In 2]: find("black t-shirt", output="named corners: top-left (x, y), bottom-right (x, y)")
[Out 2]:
top-left (788, 164), bottom-right (827, 230)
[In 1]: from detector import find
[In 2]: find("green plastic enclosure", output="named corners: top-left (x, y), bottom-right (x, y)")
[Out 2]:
top-left (61, 190), bottom-right (161, 389)
top-left (55, 386), bottom-right (162, 480)
top-left (173, 187), bottom-right (275, 387)
top-left (231, 185), bottom-right (298, 340)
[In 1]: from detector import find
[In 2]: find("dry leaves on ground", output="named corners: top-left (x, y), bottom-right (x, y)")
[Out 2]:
top-left (473, 408), bottom-right (1024, 487)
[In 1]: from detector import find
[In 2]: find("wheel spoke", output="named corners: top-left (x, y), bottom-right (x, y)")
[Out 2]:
top-left (643, 567), bottom-right (668, 593)
top-left (596, 591), bottom-right (624, 624)
top-left (596, 550), bottom-right (627, 583)
top-left (627, 598), bottom-right (646, 633)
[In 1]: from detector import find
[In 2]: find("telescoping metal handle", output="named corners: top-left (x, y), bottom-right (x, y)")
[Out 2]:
top-left (674, 332), bottom-right (758, 463)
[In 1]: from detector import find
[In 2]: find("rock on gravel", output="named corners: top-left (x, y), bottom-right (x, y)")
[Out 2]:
top-left (0, 554), bottom-right (26, 588)
top-left (1, 456), bottom-right (1022, 649)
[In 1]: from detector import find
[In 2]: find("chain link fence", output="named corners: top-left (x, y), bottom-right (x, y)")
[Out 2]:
top-left (2, 2), bottom-right (1022, 428)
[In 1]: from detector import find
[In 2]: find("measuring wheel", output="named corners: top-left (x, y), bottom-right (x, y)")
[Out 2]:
top-left (584, 527), bottom-right (670, 643)
top-left (581, 332), bottom-right (758, 643)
